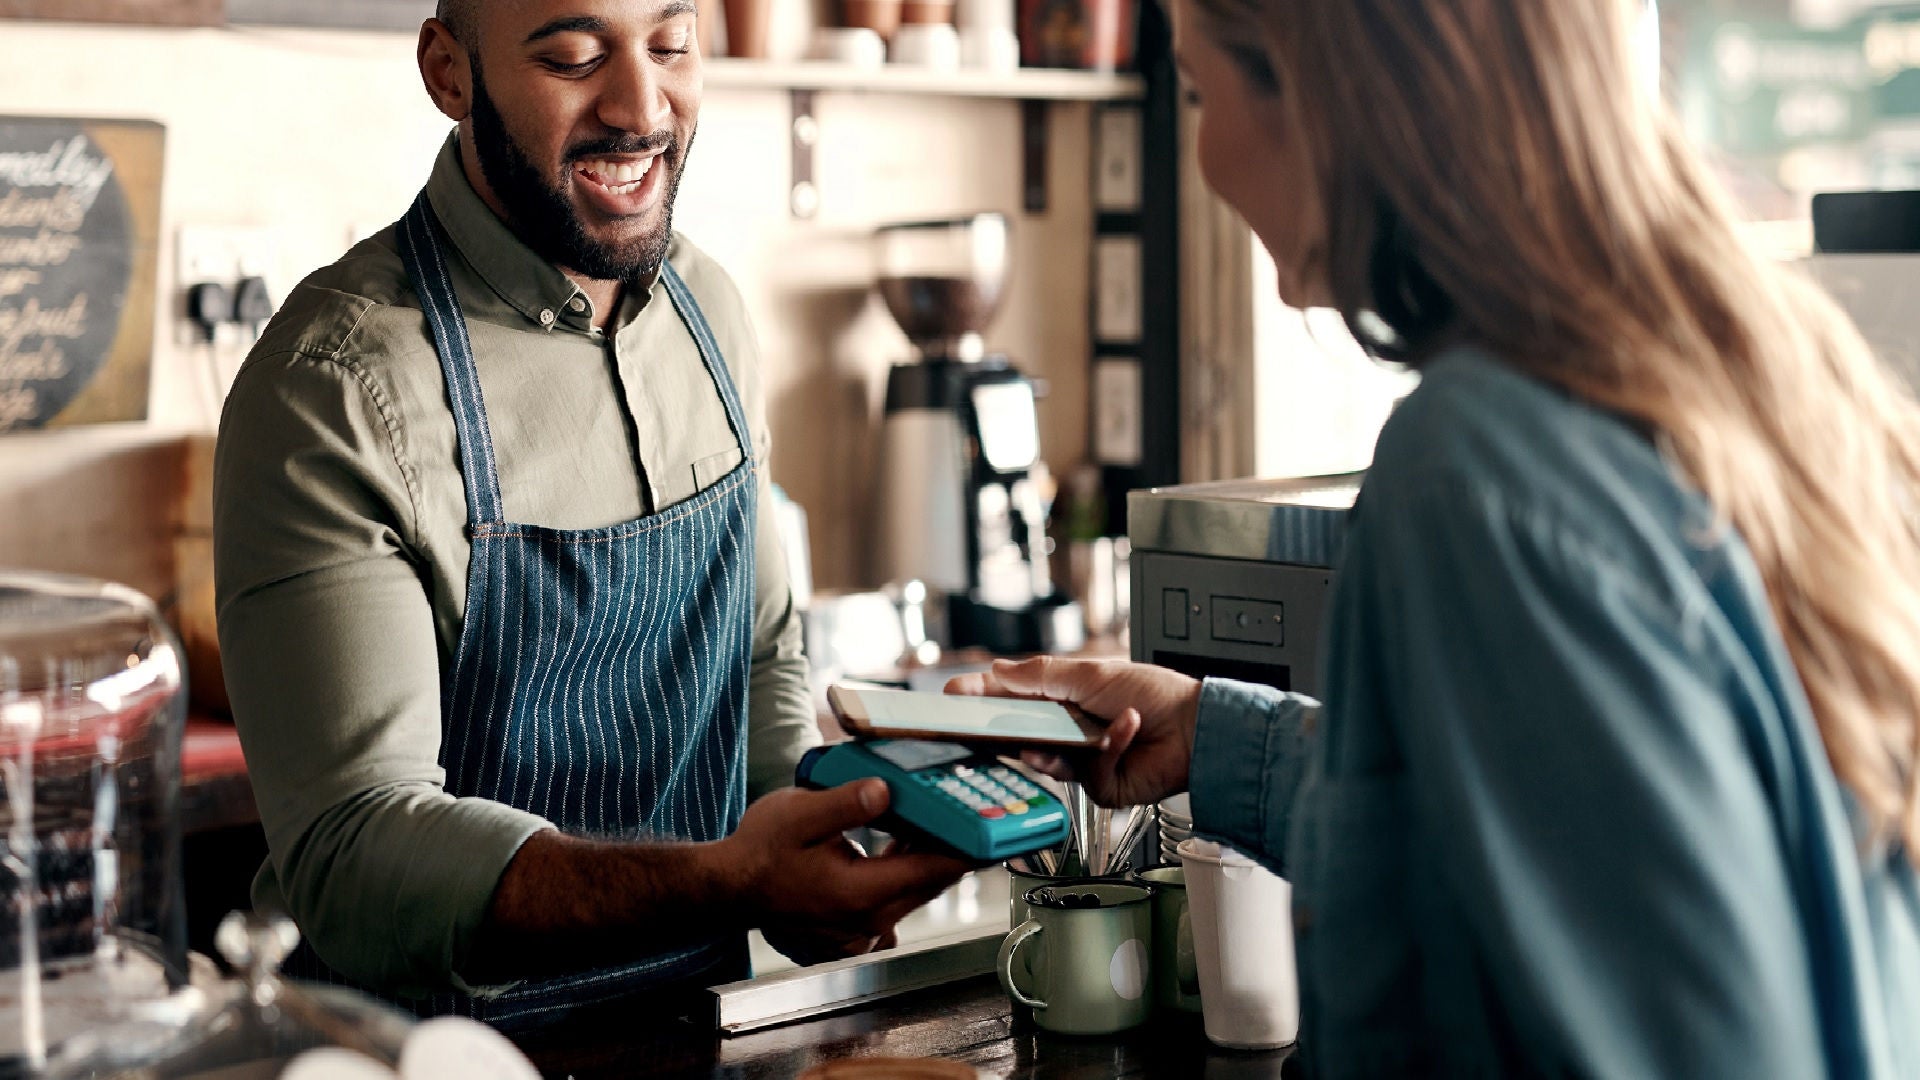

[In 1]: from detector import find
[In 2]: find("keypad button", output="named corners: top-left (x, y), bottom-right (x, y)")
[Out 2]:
top-left (978, 806), bottom-right (1005, 819)
top-left (1026, 794), bottom-right (1052, 806)
top-left (1005, 800), bottom-right (1029, 814)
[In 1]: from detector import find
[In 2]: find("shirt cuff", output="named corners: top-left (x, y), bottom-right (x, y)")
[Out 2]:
top-left (391, 798), bottom-right (554, 999)
top-left (1187, 678), bottom-right (1317, 869)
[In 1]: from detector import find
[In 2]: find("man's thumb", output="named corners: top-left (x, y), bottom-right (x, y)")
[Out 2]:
top-left (804, 779), bottom-right (890, 839)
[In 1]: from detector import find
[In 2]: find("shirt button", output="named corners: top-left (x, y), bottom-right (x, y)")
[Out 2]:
top-left (538, 308), bottom-right (556, 327)
top-left (567, 297), bottom-right (587, 313)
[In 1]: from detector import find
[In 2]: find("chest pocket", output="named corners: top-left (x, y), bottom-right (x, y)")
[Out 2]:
top-left (692, 447), bottom-right (745, 493)
top-left (1292, 767), bottom-right (1422, 1077)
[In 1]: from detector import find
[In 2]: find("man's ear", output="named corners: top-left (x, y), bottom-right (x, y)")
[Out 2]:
top-left (418, 18), bottom-right (473, 122)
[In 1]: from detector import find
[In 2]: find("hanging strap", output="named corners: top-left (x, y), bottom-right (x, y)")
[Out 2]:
top-left (396, 194), bottom-right (505, 526)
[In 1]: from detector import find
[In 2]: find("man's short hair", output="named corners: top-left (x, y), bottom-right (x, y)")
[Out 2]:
top-left (436, 0), bottom-right (478, 46)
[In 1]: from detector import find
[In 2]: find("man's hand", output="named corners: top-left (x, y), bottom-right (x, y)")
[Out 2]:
top-left (723, 782), bottom-right (973, 944)
top-left (760, 924), bottom-right (898, 966)
top-left (945, 656), bottom-right (1202, 809)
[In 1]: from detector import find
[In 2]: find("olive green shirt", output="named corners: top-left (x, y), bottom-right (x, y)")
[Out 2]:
top-left (213, 134), bottom-right (819, 997)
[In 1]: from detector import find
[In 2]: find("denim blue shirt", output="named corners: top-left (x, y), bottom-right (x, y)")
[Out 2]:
top-left (1187, 348), bottom-right (1920, 1078)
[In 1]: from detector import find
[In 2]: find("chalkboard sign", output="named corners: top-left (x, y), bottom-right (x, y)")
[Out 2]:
top-left (0, 117), bottom-right (163, 433)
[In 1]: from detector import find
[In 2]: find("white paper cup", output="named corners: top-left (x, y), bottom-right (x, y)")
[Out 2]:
top-left (1177, 837), bottom-right (1298, 1050)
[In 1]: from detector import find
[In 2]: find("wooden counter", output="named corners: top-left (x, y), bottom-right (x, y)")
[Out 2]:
top-left (511, 974), bottom-right (1299, 1079)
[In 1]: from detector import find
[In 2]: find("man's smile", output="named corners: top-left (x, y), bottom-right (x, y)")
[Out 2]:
top-left (573, 151), bottom-right (668, 216)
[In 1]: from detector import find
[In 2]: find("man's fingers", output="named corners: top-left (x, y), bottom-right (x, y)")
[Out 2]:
top-left (844, 850), bottom-right (971, 908)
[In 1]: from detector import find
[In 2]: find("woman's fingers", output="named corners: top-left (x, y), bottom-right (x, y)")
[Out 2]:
top-left (989, 655), bottom-right (1058, 697)
top-left (1020, 749), bottom-right (1072, 780)
top-left (1098, 708), bottom-right (1142, 779)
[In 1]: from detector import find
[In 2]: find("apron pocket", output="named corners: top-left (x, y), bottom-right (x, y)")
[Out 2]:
top-left (692, 448), bottom-right (744, 492)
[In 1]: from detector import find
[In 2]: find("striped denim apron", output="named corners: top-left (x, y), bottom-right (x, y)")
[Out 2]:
top-left (299, 194), bottom-right (756, 1027)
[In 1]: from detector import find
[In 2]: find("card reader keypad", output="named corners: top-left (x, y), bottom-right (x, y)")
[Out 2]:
top-left (926, 763), bottom-right (1052, 820)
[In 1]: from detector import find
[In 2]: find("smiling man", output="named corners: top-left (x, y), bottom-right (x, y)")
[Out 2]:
top-left (212, 0), bottom-right (969, 1029)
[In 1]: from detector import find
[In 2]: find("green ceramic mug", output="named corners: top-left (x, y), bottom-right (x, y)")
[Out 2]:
top-left (1005, 866), bottom-right (1109, 990)
top-left (1131, 865), bottom-right (1201, 1013)
top-left (997, 882), bottom-right (1153, 1035)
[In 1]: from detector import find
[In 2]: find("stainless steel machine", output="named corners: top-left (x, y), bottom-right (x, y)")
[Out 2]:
top-left (871, 213), bottom-right (1082, 654)
top-left (1127, 474), bottom-right (1361, 698)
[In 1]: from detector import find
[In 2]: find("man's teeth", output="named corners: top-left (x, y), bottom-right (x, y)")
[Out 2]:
top-left (580, 158), bottom-right (654, 193)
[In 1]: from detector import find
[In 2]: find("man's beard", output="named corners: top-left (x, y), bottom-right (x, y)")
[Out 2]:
top-left (468, 61), bottom-right (692, 282)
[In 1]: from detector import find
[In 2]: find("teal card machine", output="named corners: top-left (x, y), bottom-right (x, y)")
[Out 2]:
top-left (795, 740), bottom-right (1070, 862)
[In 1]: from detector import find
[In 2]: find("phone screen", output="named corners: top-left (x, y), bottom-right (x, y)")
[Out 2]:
top-left (843, 686), bottom-right (1091, 744)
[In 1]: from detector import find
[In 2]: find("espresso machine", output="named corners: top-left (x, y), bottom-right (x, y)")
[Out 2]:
top-left (871, 214), bottom-right (1083, 654)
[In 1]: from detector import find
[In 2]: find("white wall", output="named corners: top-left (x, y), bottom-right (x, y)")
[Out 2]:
top-left (0, 21), bottom-right (1094, 592)
top-left (1250, 248), bottom-right (1415, 479)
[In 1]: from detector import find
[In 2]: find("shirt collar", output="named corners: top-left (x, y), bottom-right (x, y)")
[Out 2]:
top-left (423, 131), bottom-right (661, 333)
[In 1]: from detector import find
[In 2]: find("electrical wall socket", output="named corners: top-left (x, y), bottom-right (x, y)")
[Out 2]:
top-left (175, 225), bottom-right (282, 348)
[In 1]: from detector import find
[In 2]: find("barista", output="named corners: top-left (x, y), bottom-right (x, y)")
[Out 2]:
top-left (212, 0), bottom-right (968, 1027)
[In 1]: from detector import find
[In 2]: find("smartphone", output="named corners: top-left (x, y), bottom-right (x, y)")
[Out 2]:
top-left (826, 683), bottom-right (1104, 748)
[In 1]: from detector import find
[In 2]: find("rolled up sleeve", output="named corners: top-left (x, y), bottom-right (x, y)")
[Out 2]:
top-left (215, 349), bottom-right (552, 997)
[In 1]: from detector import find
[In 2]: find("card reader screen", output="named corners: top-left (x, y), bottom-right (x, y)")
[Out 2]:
top-left (868, 739), bottom-right (973, 771)
top-left (850, 686), bottom-right (1088, 743)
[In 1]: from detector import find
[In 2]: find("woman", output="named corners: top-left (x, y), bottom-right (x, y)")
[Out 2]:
top-left (953, 1), bottom-right (1920, 1075)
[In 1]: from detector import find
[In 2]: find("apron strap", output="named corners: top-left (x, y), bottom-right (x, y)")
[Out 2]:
top-left (660, 262), bottom-right (755, 467)
top-left (397, 193), bottom-right (506, 526)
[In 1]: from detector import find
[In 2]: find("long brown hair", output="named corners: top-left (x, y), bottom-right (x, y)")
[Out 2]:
top-left (1193, 0), bottom-right (1920, 859)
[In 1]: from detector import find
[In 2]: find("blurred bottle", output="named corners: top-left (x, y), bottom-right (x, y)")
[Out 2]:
top-left (1017, 0), bottom-right (1134, 71)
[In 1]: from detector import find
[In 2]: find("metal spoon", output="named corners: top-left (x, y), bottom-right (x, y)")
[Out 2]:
top-left (1109, 805), bottom-right (1154, 873)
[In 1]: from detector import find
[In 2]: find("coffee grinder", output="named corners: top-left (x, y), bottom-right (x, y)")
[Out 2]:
top-left (871, 214), bottom-right (1084, 654)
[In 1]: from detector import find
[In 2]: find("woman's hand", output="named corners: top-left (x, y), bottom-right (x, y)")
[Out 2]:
top-left (945, 657), bottom-right (1201, 809)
